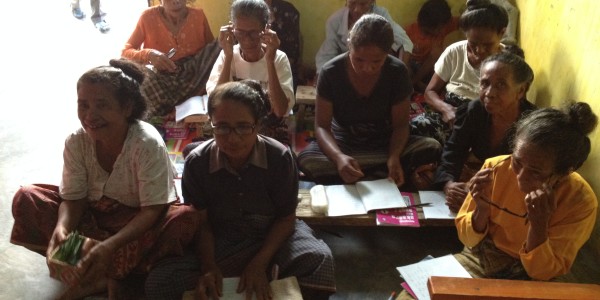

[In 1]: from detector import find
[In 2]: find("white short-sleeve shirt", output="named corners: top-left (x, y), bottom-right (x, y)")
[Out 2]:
top-left (59, 120), bottom-right (177, 207)
top-left (434, 40), bottom-right (481, 100)
top-left (206, 45), bottom-right (295, 113)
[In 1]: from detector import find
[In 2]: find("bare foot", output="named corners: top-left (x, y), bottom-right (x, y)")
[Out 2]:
top-left (57, 276), bottom-right (107, 300)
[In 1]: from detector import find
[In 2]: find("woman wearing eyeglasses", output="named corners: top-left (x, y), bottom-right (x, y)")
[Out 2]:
top-left (207, 0), bottom-right (294, 119)
top-left (145, 81), bottom-right (335, 299)
top-left (455, 102), bottom-right (598, 280)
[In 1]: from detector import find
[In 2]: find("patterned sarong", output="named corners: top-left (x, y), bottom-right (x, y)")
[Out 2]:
top-left (10, 184), bottom-right (199, 280)
top-left (142, 41), bottom-right (221, 117)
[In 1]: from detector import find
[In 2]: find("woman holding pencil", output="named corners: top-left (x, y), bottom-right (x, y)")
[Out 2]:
top-left (297, 14), bottom-right (440, 189)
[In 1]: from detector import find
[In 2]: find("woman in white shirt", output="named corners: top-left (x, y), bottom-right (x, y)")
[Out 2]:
top-left (10, 59), bottom-right (198, 299)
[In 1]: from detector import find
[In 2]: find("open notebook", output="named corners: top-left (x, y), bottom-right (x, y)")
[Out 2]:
top-left (310, 179), bottom-right (410, 217)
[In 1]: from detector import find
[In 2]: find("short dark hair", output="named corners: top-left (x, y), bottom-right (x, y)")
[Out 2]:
top-left (77, 58), bottom-right (148, 122)
top-left (418, 0), bottom-right (452, 30)
top-left (208, 81), bottom-right (268, 123)
top-left (231, 0), bottom-right (270, 28)
top-left (348, 14), bottom-right (393, 51)
top-left (460, 0), bottom-right (508, 33)
top-left (513, 102), bottom-right (598, 174)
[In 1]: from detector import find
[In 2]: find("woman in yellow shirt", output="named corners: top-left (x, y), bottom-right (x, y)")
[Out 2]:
top-left (455, 102), bottom-right (598, 280)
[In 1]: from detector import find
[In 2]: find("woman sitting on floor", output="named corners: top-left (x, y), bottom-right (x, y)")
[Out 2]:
top-left (399, 102), bottom-right (598, 299)
top-left (298, 14), bottom-right (441, 187)
top-left (456, 102), bottom-right (598, 280)
top-left (206, 0), bottom-right (294, 144)
top-left (433, 52), bottom-right (536, 212)
top-left (145, 81), bottom-right (336, 300)
top-left (10, 59), bottom-right (199, 299)
top-left (413, 0), bottom-right (509, 144)
top-left (122, 0), bottom-right (220, 117)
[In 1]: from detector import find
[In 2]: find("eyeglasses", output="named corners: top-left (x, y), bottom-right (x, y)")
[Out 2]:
top-left (211, 122), bottom-right (256, 136)
top-left (471, 156), bottom-right (529, 220)
top-left (233, 28), bottom-right (262, 40)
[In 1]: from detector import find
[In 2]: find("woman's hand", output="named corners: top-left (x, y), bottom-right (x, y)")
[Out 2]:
top-left (335, 154), bottom-right (364, 183)
top-left (467, 168), bottom-right (494, 232)
top-left (261, 24), bottom-right (280, 62)
top-left (219, 22), bottom-right (235, 58)
top-left (468, 168), bottom-right (493, 211)
top-left (440, 104), bottom-right (457, 128)
top-left (76, 239), bottom-right (112, 284)
top-left (238, 263), bottom-right (271, 300)
top-left (387, 156), bottom-right (405, 186)
top-left (148, 49), bottom-right (177, 73)
top-left (195, 265), bottom-right (223, 300)
top-left (444, 181), bottom-right (469, 213)
top-left (410, 163), bottom-right (436, 190)
top-left (525, 183), bottom-right (556, 229)
top-left (46, 225), bottom-right (69, 258)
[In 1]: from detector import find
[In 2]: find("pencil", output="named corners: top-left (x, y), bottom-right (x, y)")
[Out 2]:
top-left (388, 291), bottom-right (397, 300)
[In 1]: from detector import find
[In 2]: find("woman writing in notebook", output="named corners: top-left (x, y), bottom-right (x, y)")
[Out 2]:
top-left (298, 14), bottom-right (440, 188)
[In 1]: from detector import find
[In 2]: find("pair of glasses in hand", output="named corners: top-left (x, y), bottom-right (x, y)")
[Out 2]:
top-left (166, 48), bottom-right (176, 59)
top-left (473, 157), bottom-right (529, 221)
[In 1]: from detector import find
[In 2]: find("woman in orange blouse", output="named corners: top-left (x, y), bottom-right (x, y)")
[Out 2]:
top-left (122, 0), bottom-right (220, 117)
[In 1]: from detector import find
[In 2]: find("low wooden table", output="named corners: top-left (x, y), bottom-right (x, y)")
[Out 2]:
top-left (296, 189), bottom-right (455, 227)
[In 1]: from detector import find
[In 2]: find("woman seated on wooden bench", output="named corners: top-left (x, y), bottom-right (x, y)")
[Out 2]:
top-left (456, 102), bottom-right (597, 280)
top-left (298, 13), bottom-right (441, 188)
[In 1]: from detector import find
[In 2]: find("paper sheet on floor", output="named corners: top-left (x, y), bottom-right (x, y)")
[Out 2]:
top-left (397, 254), bottom-right (471, 300)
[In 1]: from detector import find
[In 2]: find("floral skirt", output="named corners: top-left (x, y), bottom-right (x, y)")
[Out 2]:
top-left (10, 184), bottom-right (199, 279)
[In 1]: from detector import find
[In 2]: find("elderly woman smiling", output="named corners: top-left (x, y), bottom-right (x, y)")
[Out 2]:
top-left (10, 59), bottom-right (198, 299)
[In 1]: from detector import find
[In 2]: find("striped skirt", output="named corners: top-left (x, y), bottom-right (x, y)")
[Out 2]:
top-left (145, 220), bottom-right (336, 299)
top-left (141, 41), bottom-right (221, 117)
top-left (297, 134), bottom-right (441, 185)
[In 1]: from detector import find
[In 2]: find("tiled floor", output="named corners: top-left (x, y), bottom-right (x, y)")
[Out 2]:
top-left (0, 1), bottom-right (464, 299)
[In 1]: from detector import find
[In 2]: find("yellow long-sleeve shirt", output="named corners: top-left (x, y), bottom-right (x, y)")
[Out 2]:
top-left (455, 155), bottom-right (597, 280)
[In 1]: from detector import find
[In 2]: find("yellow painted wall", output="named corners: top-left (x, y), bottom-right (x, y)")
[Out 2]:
top-left (153, 0), bottom-right (468, 67)
top-left (516, 0), bottom-right (600, 258)
top-left (151, 0), bottom-right (600, 273)
top-left (151, 0), bottom-right (599, 213)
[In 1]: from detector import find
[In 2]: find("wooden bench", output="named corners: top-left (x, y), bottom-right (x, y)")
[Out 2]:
top-left (296, 189), bottom-right (455, 227)
top-left (426, 276), bottom-right (600, 300)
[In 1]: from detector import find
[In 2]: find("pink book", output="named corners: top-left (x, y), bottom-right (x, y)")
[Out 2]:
top-left (401, 282), bottom-right (418, 299)
top-left (375, 192), bottom-right (420, 227)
